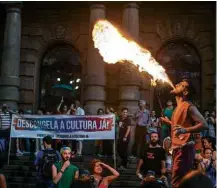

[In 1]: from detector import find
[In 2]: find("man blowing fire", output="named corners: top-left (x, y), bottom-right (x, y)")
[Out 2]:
top-left (161, 79), bottom-right (208, 187)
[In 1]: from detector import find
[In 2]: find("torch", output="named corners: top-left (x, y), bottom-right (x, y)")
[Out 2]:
top-left (157, 94), bottom-right (165, 117)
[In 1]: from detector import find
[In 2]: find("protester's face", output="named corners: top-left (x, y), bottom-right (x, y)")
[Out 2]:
top-left (150, 133), bottom-right (159, 143)
top-left (63, 105), bottom-right (68, 112)
top-left (37, 110), bottom-right (43, 115)
top-left (203, 139), bottom-right (211, 149)
top-left (204, 111), bottom-right (210, 117)
top-left (94, 162), bottom-right (103, 174)
top-left (167, 101), bottom-right (173, 107)
top-left (171, 81), bottom-right (189, 96)
top-left (75, 101), bottom-right (80, 108)
top-left (61, 150), bottom-right (71, 161)
top-left (194, 133), bottom-right (201, 142)
top-left (122, 110), bottom-right (128, 118)
top-left (204, 149), bottom-right (212, 159)
top-left (164, 139), bottom-right (171, 150)
top-left (151, 111), bottom-right (156, 116)
top-left (139, 102), bottom-right (145, 108)
top-left (98, 110), bottom-right (104, 115)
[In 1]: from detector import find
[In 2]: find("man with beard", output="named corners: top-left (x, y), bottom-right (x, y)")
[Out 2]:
top-left (160, 79), bottom-right (208, 188)
top-left (136, 132), bottom-right (166, 178)
top-left (52, 147), bottom-right (79, 188)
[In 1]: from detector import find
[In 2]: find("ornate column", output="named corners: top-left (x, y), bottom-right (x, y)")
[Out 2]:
top-left (119, 2), bottom-right (140, 113)
top-left (0, 2), bottom-right (22, 110)
top-left (84, 4), bottom-right (106, 115)
top-left (120, 2), bottom-right (140, 156)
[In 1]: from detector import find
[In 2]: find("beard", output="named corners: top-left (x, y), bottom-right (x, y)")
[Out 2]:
top-left (150, 140), bottom-right (158, 146)
top-left (63, 157), bottom-right (70, 161)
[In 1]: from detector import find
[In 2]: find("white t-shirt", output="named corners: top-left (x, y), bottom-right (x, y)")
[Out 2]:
top-left (76, 107), bottom-right (85, 116)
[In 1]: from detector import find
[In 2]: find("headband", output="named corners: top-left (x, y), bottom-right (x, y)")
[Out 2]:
top-left (60, 146), bottom-right (71, 154)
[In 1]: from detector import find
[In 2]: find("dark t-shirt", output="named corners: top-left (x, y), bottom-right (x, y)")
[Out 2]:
top-left (118, 116), bottom-right (132, 139)
top-left (140, 144), bottom-right (166, 176)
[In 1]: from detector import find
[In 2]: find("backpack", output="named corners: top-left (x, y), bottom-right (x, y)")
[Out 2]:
top-left (40, 149), bottom-right (59, 178)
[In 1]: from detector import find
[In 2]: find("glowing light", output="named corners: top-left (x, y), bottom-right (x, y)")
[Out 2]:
top-left (57, 78), bottom-right (61, 82)
top-left (75, 86), bottom-right (79, 90)
top-left (70, 80), bottom-right (74, 84)
top-left (76, 79), bottom-right (81, 83)
top-left (92, 20), bottom-right (175, 89)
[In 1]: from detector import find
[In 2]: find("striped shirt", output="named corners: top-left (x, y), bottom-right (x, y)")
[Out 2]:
top-left (0, 111), bottom-right (11, 130)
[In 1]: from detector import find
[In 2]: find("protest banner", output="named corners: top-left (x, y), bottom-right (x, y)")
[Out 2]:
top-left (10, 114), bottom-right (115, 140)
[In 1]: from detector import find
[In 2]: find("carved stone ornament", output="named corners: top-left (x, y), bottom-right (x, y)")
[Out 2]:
top-left (55, 25), bottom-right (66, 39)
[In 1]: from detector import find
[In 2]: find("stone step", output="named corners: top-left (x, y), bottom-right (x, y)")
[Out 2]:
top-left (7, 183), bottom-right (36, 188)
top-left (6, 176), bottom-right (37, 183)
top-left (3, 165), bottom-right (31, 171)
top-left (5, 174), bottom-right (139, 182)
top-left (112, 180), bottom-right (140, 187)
top-left (118, 175), bottom-right (139, 181)
top-left (3, 170), bottom-right (37, 177)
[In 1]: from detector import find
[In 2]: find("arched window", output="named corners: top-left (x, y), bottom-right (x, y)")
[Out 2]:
top-left (154, 40), bottom-right (201, 112)
top-left (40, 44), bottom-right (82, 112)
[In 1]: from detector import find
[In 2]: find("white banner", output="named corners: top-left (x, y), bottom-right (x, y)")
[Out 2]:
top-left (10, 114), bottom-right (115, 140)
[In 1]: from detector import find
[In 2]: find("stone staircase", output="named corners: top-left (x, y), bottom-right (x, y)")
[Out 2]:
top-left (2, 154), bottom-right (140, 188)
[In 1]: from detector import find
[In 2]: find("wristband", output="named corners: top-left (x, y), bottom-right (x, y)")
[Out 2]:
top-left (60, 170), bottom-right (64, 174)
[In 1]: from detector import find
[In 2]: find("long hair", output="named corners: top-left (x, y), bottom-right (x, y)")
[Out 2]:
top-left (89, 159), bottom-right (101, 174)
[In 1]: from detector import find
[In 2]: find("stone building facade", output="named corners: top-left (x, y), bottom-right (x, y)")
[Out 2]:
top-left (0, 1), bottom-right (216, 115)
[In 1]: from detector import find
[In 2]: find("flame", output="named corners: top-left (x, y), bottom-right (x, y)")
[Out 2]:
top-left (92, 20), bottom-right (175, 89)
top-left (151, 79), bottom-right (157, 87)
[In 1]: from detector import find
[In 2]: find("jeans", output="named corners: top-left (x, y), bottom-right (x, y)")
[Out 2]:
top-left (117, 138), bottom-right (129, 167)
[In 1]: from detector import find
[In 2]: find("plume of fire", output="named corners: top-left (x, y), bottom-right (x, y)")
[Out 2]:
top-left (92, 20), bottom-right (175, 89)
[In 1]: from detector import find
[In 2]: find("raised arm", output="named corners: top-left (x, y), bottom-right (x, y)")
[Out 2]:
top-left (52, 161), bottom-right (70, 184)
top-left (57, 99), bottom-right (64, 113)
top-left (99, 162), bottom-right (119, 184)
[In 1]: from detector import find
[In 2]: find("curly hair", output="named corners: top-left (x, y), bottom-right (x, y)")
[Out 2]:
top-left (89, 159), bottom-right (101, 174)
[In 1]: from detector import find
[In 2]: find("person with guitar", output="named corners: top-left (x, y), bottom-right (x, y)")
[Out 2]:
top-left (160, 79), bottom-right (208, 188)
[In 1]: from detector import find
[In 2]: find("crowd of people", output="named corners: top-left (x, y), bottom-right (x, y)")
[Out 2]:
top-left (0, 79), bottom-right (216, 188)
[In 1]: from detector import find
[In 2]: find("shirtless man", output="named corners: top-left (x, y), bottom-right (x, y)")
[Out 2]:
top-left (161, 79), bottom-right (208, 187)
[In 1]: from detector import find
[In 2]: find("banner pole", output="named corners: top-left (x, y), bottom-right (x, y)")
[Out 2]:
top-left (7, 115), bottom-right (14, 166)
top-left (7, 136), bottom-right (12, 165)
top-left (113, 138), bottom-right (116, 169)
